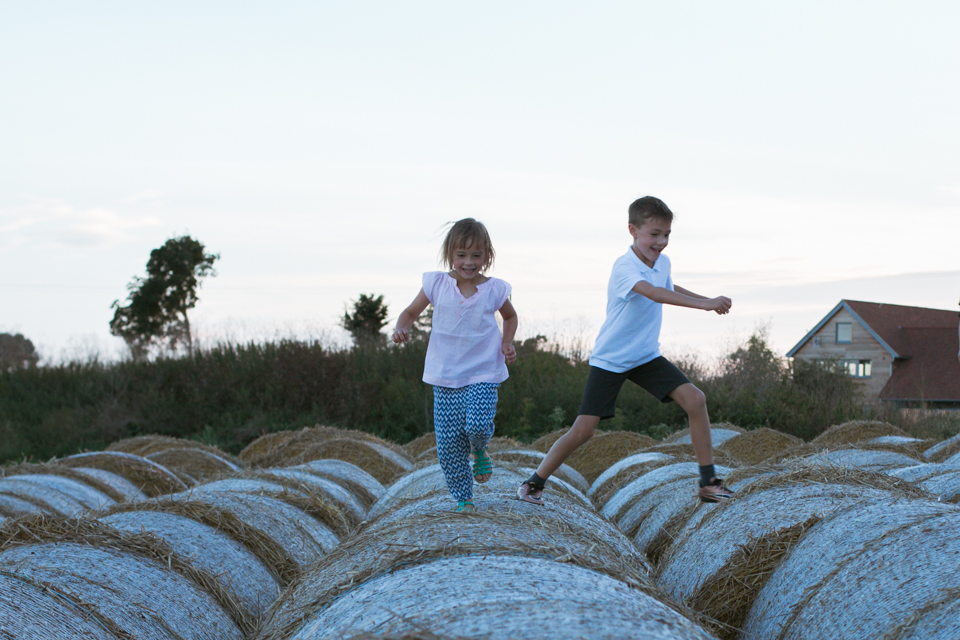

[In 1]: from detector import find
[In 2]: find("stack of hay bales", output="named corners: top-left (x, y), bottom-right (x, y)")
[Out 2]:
top-left (652, 464), bottom-right (933, 638)
top-left (0, 515), bottom-right (249, 639)
top-left (240, 427), bottom-right (413, 484)
top-left (107, 434), bottom-right (247, 483)
top-left (890, 463), bottom-right (960, 503)
top-left (255, 464), bottom-right (719, 640)
top-left (59, 450), bottom-right (189, 496)
top-left (0, 463), bottom-right (130, 518)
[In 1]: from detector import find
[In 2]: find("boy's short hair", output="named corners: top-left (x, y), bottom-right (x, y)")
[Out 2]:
top-left (440, 218), bottom-right (496, 272)
top-left (628, 196), bottom-right (674, 227)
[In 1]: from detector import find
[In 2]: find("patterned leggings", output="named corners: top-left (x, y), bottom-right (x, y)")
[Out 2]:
top-left (433, 382), bottom-right (500, 503)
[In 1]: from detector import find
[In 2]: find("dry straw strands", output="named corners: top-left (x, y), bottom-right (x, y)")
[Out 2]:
top-left (924, 432), bottom-right (960, 462)
top-left (810, 419), bottom-right (905, 448)
top-left (269, 555), bottom-right (719, 640)
top-left (147, 447), bottom-right (245, 482)
top-left (58, 450), bottom-right (188, 496)
top-left (256, 468), bottom-right (367, 522)
top-left (107, 434), bottom-right (243, 464)
top-left (717, 428), bottom-right (803, 466)
top-left (291, 459), bottom-right (385, 508)
top-left (239, 427), bottom-right (411, 474)
top-left (565, 431), bottom-right (659, 484)
top-left (402, 431), bottom-right (436, 458)
top-left (99, 509), bottom-right (280, 619)
top-left (492, 449), bottom-right (589, 492)
top-left (0, 514), bottom-right (250, 639)
top-left (740, 499), bottom-right (960, 640)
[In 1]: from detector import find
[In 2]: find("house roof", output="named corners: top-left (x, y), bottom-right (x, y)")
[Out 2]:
top-left (788, 299), bottom-right (960, 402)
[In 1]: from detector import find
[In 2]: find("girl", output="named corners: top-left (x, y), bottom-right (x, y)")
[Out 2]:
top-left (392, 218), bottom-right (518, 513)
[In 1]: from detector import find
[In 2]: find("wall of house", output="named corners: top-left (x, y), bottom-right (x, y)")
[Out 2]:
top-left (792, 308), bottom-right (893, 404)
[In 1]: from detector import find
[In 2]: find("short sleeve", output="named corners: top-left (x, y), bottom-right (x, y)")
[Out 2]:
top-left (494, 279), bottom-right (512, 309)
top-left (421, 272), bottom-right (445, 304)
top-left (612, 260), bottom-right (644, 300)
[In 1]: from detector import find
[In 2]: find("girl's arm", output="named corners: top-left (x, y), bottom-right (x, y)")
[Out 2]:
top-left (392, 289), bottom-right (430, 343)
top-left (632, 281), bottom-right (731, 315)
top-left (498, 299), bottom-right (518, 364)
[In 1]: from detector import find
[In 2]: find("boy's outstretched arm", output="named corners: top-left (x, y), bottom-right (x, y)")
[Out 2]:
top-left (498, 299), bottom-right (518, 364)
top-left (632, 281), bottom-right (731, 315)
top-left (392, 289), bottom-right (430, 343)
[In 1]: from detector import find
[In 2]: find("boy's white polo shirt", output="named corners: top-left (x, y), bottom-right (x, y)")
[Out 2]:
top-left (589, 248), bottom-right (673, 373)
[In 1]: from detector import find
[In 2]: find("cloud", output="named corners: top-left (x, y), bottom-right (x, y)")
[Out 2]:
top-left (0, 199), bottom-right (160, 248)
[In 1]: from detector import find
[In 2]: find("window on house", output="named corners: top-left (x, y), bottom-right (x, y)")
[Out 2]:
top-left (836, 322), bottom-right (852, 344)
top-left (841, 359), bottom-right (872, 378)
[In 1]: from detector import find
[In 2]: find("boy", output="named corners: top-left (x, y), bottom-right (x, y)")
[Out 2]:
top-left (517, 196), bottom-right (734, 504)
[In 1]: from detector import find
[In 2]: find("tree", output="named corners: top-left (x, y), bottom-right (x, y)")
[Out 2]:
top-left (341, 294), bottom-right (389, 346)
top-left (0, 333), bottom-right (39, 372)
top-left (110, 236), bottom-right (218, 359)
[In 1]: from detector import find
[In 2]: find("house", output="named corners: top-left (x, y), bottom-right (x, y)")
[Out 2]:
top-left (787, 300), bottom-right (960, 408)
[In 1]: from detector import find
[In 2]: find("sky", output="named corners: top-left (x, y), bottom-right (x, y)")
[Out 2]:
top-left (2, 2), bottom-right (958, 364)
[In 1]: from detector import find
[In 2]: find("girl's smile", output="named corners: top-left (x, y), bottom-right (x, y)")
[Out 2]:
top-left (450, 243), bottom-right (488, 282)
top-left (629, 218), bottom-right (671, 268)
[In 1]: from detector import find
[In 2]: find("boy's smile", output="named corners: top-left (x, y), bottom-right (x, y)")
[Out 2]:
top-left (629, 218), bottom-right (671, 268)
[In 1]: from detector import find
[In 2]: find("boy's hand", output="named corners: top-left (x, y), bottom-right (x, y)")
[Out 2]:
top-left (704, 296), bottom-right (732, 315)
top-left (502, 342), bottom-right (516, 365)
top-left (392, 327), bottom-right (410, 343)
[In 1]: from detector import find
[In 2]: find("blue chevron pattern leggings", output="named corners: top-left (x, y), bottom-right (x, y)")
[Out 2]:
top-left (433, 382), bottom-right (500, 502)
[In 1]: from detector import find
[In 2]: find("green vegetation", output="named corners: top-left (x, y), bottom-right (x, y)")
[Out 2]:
top-left (2, 330), bottom-right (957, 464)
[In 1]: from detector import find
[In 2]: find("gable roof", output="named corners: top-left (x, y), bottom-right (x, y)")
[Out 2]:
top-left (787, 299), bottom-right (958, 359)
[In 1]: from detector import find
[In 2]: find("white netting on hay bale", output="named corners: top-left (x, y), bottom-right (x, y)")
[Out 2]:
top-left (259, 469), bottom-right (367, 521)
top-left (70, 466), bottom-right (148, 501)
top-left (0, 478), bottom-right (87, 516)
top-left (292, 459), bottom-right (386, 506)
top-left (740, 498), bottom-right (958, 640)
top-left (59, 451), bottom-right (188, 496)
top-left (493, 449), bottom-right (589, 492)
top-left (630, 478), bottom-right (701, 551)
top-left (99, 509), bottom-right (280, 619)
top-left (147, 447), bottom-right (245, 482)
top-left (657, 483), bottom-right (896, 603)
top-left (890, 463), bottom-right (960, 483)
top-left (589, 452), bottom-right (674, 499)
top-left (945, 450), bottom-right (960, 465)
top-left (924, 433), bottom-right (960, 461)
top-left (920, 471), bottom-right (960, 502)
top-left (0, 542), bottom-right (244, 640)
top-left (803, 448), bottom-right (919, 471)
top-left (2, 474), bottom-right (115, 511)
top-left (168, 491), bottom-right (339, 566)
top-left (663, 427), bottom-right (742, 447)
top-left (0, 494), bottom-right (44, 518)
top-left (0, 572), bottom-right (119, 640)
top-left (750, 503), bottom-right (960, 640)
top-left (287, 556), bottom-right (717, 640)
top-left (602, 463), bottom-right (732, 523)
top-left (870, 435), bottom-right (926, 445)
top-left (892, 596), bottom-right (960, 640)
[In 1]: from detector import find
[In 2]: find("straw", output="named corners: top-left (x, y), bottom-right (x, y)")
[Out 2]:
top-left (923, 433), bottom-right (960, 462)
top-left (801, 448), bottom-right (920, 472)
top-left (565, 431), bottom-right (659, 484)
top-left (107, 434), bottom-right (244, 465)
top-left (2, 461), bottom-right (140, 503)
top-left (493, 449), bottom-right (589, 492)
top-left (717, 428), bottom-right (803, 466)
top-left (588, 452), bottom-right (678, 509)
top-left (291, 459), bottom-right (386, 508)
top-left (58, 451), bottom-right (188, 497)
top-left (810, 420), bottom-right (905, 447)
top-left (402, 432), bottom-right (436, 458)
top-left (0, 477), bottom-right (87, 516)
top-left (146, 447), bottom-right (245, 482)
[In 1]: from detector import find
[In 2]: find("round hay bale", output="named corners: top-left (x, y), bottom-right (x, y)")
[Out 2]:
top-left (641, 442), bottom-right (741, 466)
top-left (919, 470), bottom-right (960, 502)
top-left (802, 448), bottom-right (920, 471)
top-left (147, 448), bottom-right (245, 482)
top-left (945, 450), bottom-right (960, 466)
top-left (663, 424), bottom-right (744, 446)
top-left (239, 430), bottom-right (306, 465)
top-left (486, 436), bottom-right (525, 452)
top-left (565, 431), bottom-right (659, 484)
top-left (2, 462), bottom-right (136, 504)
top-left (271, 555), bottom-right (716, 640)
top-left (889, 463), bottom-right (960, 484)
top-left (493, 449), bottom-right (589, 492)
top-left (401, 431), bottom-right (436, 458)
top-left (631, 478), bottom-right (705, 552)
top-left (744, 502), bottom-right (960, 640)
top-left (291, 459), bottom-right (385, 507)
top-left (924, 432), bottom-right (960, 462)
top-left (258, 469), bottom-right (367, 523)
top-left (0, 494), bottom-right (40, 518)
top-left (0, 474), bottom-right (114, 511)
top-left (239, 426), bottom-right (409, 469)
top-left (0, 478), bottom-right (88, 516)
top-left (588, 452), bottom-right (676, 507)
top-left (529, 427), bottom-right (574, 453)
top-left (656, 470), bottom-right (920, 606)
top-left (601, 463), bottom-right (731, 523)
top-left (740, 498), bottom-right (957, 640)
top-left (0, 541), bottom-right (245, 640)
top-left (287, 438), bottom-right (413, 485)
top-left (169, 490), bottom-right (339, 567)
top-left (810, 419), bottom-right (905, 448)
top-left (0, 571), bottom-right (121, 639)
top-left (717, 427), bottom-right (804, 466)
top-left (99, 509), bottom-right (280, 619)
top-left (58, 451), bottom-right (188, 497)
top-left (64, 466), bottom-right (148, 501)
top-left (107, 434), bottom-right (244, 463)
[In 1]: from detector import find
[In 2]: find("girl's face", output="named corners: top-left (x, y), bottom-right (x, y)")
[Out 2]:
top-left (629, 217), bottom-right (671, 268)
top-left (450, 240), bottom-right (487, 281)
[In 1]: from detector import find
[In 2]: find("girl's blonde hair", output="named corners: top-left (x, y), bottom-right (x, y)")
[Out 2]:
top-left (440, 218), bottom-right (495, 272)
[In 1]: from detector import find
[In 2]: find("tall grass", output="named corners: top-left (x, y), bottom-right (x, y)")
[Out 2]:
top-left (2, 331), bottom-right (957, 464)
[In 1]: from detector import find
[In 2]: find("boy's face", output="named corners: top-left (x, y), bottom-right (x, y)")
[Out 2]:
top-left (628, 217), bottom-right (671, 268)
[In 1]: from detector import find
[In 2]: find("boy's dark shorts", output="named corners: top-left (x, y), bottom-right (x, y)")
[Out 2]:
top-left (579, 356), bottom-right (691, 420)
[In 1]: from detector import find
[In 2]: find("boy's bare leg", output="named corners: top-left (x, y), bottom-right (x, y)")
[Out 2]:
top-left (535, 414), bottom-right (601, 480)
top-left (668, 383), bottom-right (714, 467)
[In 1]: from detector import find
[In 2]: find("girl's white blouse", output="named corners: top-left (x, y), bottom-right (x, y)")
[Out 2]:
top-left (421, 271), bottom-right (511, 388)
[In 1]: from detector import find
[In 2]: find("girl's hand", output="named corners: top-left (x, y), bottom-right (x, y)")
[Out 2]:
top-left (392, 327), bottom-right (410, 343)
top-left (502, 342), bottom-right (516, 365)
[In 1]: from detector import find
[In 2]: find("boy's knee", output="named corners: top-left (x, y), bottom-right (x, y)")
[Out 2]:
top-left (570, 417), bottom-right (600, 443)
